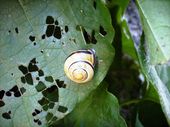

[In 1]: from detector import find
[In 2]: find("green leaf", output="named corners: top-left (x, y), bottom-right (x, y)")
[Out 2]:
top-left (144, 83), bottom-right (160, 104)
top-left (57, 82), bottom-right (127, 127)
top-left (137, 0), bottom-right (170, 65)
top-left (103, 0), bottom-right (129, 12)
top-left (135, 114), bottom-right (144, 127)
top-left (122, 20), bottom-right (137, 60)
top-left (137, 33), bottom-right (170, 125)
top-left (0, 0), bottom-right (114, 126)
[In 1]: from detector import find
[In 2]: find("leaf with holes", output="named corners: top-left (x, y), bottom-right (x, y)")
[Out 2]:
top-left (0, 0), bottom-right (114, 127)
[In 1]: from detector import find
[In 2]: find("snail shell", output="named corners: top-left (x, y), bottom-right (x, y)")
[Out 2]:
top-left (64, 49), bottom-right (96, 84)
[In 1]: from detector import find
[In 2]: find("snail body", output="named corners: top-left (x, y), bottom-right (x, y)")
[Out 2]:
top-left (64, 49), bottom-right (96, 84)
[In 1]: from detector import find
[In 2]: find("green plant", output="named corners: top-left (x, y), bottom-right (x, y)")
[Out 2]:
top-left (0, 0), bottom-right (170, 127)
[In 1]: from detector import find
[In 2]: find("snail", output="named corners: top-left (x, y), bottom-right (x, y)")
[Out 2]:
top-left (64, 49), bottom-right (96, 84)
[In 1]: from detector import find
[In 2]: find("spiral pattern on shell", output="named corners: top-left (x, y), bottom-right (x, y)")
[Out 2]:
top-left (64, 49), bottom-right (96, 84)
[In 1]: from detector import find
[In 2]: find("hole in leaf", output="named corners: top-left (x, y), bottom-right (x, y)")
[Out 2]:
top-left (51, 116), bottom-right (58, 122)
top-left (38, 97), bottom-right (49, 106)
top-left (53, 26), bottom-right (61, 39)
top-left (0, 90), bottom-right (5, 99)
top-left (76, 25), bottom-right (81, 31)
top-left (46, 25), bottom-right (55, 37)
top-left (40, 50), bottom-right (44, 54)
top-left (8, 30), bottom-right (11, 33)
top-left (38, 70), bottom-right (44, 76)
top-left (33, 42), bottom-right (36, 46)
top-left (18, 65), bottom-right (28, 75)
top-left (49, 102), bottom-right (55, 109)
top-left (9, 85), bottom-right (19, 93)
top-left (55, 20), bottom-right (59, 25)
top-left (41, 34), bottom-right (46, 39)
top-left (37, 120), bottom-right (42, 125)
top-left (14, 91), bottom-right (21, 97)
top-left (42, 85), bottom-right (58, 102)
top-left (28, 62), bottom-right (39, 72)
top-left (46, 16), bottom-right (54, 24)
top-left (5, 91), bottom-right (11, 96)
top-left (2, 112), bottom-right (11, 119)
top-left (29, 35), bottom-right (35, 42)
top-left (42, 104), bottom-right (49, 111)
top-left (46, 112), bottom-right (53, 121)
top-left (58, 105), bottom-right (68, 113)
top-left (36, 77), bottom-right (40, 80)
top-left (25, 73), bottom-right (33, 85)
top-left (83, 28), bottom-right (97, 44)
top-left (7, 85), bottom-right (22, 97)
top-left (0, 101), bottom-right (5, 107)
top-left (69, 38), bottom-right (76, 43)
top-left (15, 27), bottom-right (19, 34)
top-left (45, 76), bottom-right (54, 82)
top-left (55, 79), bottom-right (66, 88)
top-left (73, 39), bottom-right (76, 43)
top-left (93, 1), bottom-right (97, 9)
top-left (65, 26), bottom-right (69, 32)
top-left (91, 30), bottom-right (97, 44)
top-left (35, 109), bottom-right (42, 114)
top-left (20, 87), bottom-right (26, 94)
top-left (21, 76), bottom-right (26, 84)
top-left (30, 58), bottom-right (37, 64)
top-left (34, 119), bottom-right (39, 123)
top-left (99, 25), bottom-right (107, 36)
top-left (32, 112), bottom-right (36, 116)
top-left (35, 81), bottom-right (46, 92)
top-left (32, 109), bottom-right (41, 116)
top-left (83, 29), bottom-right (89, 42)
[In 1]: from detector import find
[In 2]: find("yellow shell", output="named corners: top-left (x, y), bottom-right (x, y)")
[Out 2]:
top-left (64, 49), bottom-right (95, 84)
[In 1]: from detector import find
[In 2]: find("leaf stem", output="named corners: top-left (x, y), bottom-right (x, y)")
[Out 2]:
top-left (120, 99), bottom-right (141, 107)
